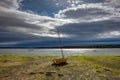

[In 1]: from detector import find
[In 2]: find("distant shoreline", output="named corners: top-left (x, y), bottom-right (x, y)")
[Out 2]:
top-left (1, 45), bottom-right (120, 49)
top-left (0, 47), bottom-right (120, 49)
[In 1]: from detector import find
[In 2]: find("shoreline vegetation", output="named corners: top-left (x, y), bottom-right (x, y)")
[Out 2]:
top-left (0, 45), bottom-right (120, 49)
top-left (0, 55), bottom-right (120, 80)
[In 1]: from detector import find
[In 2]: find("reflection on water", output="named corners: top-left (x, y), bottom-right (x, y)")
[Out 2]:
top-left (0, 48), bottom-right (120, 56)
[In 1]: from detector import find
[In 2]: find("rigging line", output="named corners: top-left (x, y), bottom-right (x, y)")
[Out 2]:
top-left (57, 29), bottom-right (64, 58)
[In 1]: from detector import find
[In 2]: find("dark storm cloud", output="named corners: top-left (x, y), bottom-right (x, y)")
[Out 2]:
top-left (0, 14), bottom-right (43, 31)
top-left (57, 20), bottom-right (120, 40)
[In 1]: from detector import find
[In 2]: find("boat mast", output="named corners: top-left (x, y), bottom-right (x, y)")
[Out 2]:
top-left (57, 29), bottom-right (64, 58)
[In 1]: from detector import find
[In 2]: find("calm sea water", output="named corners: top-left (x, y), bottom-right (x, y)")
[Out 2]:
top-left (0, 48), bottom-right (120, 56)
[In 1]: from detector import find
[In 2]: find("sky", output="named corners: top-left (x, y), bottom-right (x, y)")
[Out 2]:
top-left (0, 0), bottom-right (120, 47)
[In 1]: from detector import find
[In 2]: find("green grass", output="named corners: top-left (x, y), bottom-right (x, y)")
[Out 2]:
top-left (0, 55), bottom-right (120, 80)
top-left (0, 55), bottom-right (58, 61)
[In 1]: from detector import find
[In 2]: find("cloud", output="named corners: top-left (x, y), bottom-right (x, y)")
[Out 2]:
top-left (96, 31), bottom-right (120, 39)
top-left (106, 0), bottom-right (120, 7)
top-left (0, 0), bottom-right (22, 9)
top-left (0, 0), bottom-right (73, 36)
top-left (57, 19), bottom-right (120, 42)
top-left (0, 0), bottom-right (73, 46)
top-left (84, 0), bottom-right (106, 3)
top-left (0, 0), bottom-right (120, 46)
top-left (55, 3), bottom-right (120, 23)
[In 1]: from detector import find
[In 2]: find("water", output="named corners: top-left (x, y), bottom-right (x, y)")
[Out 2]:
top-left (0, 48), bottom-right (120, 56)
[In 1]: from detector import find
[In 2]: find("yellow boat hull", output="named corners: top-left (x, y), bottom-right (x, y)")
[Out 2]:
top-left (53, 58), bottom-right (67, 65)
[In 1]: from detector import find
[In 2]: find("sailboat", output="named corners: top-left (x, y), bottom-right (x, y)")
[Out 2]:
top-left (52, 29), bottom-right (67, 65)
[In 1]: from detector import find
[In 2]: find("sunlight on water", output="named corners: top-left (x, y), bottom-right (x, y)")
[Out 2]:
top-left (0, 48), bottom-right (120, 56)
